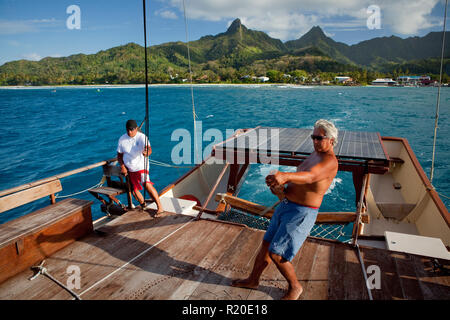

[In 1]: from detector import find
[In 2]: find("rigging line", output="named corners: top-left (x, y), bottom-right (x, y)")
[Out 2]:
top-left (142, 0), bottom-right (150, 201)
top-left (438, 191), bottom-right (450, 200)
top-left (430, 0), bottom-right (448, 183)
top-left (55, 178), bottom-right (105, 199)
top-left (182, 0), bottom-right (200, 163)
top-left (149, 159), bottom-right (195, 168)
top-left (78, 218), bottom-right (194, 298)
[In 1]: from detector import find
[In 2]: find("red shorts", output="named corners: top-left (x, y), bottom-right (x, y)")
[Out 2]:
top-left (128, 170), bottom-right (154, 192)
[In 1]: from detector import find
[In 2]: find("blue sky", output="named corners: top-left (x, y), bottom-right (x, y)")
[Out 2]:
top-left (0, 0), bottom-right (448, 66)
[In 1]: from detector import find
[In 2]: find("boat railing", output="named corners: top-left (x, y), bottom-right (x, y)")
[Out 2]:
top-left (0, 158), bottom-right (118, 221)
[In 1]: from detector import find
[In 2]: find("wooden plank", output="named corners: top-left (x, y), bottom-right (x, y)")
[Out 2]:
top-left (392, 252), bottom-right (424, 299)
top-left (0, 211), bottom-right (190, 299)
top-left (302, 240), bottom-right (332, 299)
top-left (168, 222), bottom-right (244, 300)
top-left (245, 259), bottom-right (287, 300)
top-left (215, 194), bottom-right (369, 222)
top-left (341, 245), bottom-right (368, 299)
top-left (2, 209), bottom-right (447, 300)
top-left (126, 220), bottom-right (226, 300)
top-left (89, 187), bottom-right (124, 197)
top-left (0, 180), bottom-right (62, 213)
top-left (328, 242), bottom-right (348, 299)
top-left (247, 238), bottom-right (306, 300)
top-left (193, 229), bottom-right (265, 300)
top-left (215, 194), bottom-right (274, 217)
top-left (359, 246), bottom-right (404, 300)
top-left (188, 227), bottom-right (264, 300)
top-left (146, 222), bottom-right (243, 300)
top-left (0, 198), bottom-right (92, 247)
top-left (0, 203), bottom-right (92, 284)
top-left (74, 213), bottom-right (194, 299)
top-left (296, 239), bottom-right (320, 300)
top-left (411, 255), bottom-right (450, 299)
top-left (0, 159), bottom-right (114, 198)
top-left (317, 212), bottom-right (369, 223)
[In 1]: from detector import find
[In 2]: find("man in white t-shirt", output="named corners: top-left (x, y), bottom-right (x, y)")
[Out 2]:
top-left (117, 119), bottom-right (163, 215)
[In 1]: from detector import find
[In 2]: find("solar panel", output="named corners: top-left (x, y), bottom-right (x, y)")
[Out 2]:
top-left (215, 127), bottom-right (387, 161)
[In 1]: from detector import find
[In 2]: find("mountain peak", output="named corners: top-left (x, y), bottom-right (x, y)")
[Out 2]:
top-left (303, 26), bottom-right (327, 40)
top-left (226, 18), bottom-right (247, 34)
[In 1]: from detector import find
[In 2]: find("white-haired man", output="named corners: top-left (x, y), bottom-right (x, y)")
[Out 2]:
top-left (232, 119), bottom-right (338, 300)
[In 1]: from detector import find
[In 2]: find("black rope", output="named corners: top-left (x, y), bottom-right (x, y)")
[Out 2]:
top-left (142, 0), bottom-right (150, 202)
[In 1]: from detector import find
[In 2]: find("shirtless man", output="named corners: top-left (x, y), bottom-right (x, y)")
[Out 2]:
top-left (231, 119), bottom-right (338, 300)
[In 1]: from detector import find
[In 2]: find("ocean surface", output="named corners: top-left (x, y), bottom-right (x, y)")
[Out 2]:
top-left (0, 85), bottom-right (449, 224)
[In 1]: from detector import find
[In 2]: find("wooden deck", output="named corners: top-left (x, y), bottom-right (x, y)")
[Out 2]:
top-left (0, 209), bottom-right (449, 300)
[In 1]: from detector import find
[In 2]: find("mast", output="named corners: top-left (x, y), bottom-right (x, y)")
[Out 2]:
top-left (142, 0), bottom-right (150, 201)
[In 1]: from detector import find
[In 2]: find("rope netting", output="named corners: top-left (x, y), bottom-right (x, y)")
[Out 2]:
top-left (218, 208), bottom-right (353, 243)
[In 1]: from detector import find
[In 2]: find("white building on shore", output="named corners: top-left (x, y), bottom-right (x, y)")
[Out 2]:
top-left (371, 78), bottom-right (397, 86)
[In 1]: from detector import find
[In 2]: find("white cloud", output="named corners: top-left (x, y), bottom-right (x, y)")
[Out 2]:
top-left (0, 18), bottom-right (60, 35)
top-left (164, 0), bottom-right (442, 39)
top-left (0, 20), bottom-right (35, 34)
top-left (20, 53), bottom-right (61, 61)
top-left (22, 53), bottom-right (42, 61)
top-left (380, 0), bottom-right (440, 35)
top-left (157, 10), bottom-right (178, 20)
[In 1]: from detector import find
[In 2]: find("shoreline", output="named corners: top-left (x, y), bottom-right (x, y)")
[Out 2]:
top-left (0, 83), bottom-right (443, 89)
top-left (0, 83), bottom-right (365, 89)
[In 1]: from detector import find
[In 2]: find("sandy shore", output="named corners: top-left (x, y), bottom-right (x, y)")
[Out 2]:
top-left (0, 83), bottom-right (349, 89)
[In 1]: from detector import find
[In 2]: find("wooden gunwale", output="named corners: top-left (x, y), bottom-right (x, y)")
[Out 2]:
top-left (0, 158), bottom-right (116, 198)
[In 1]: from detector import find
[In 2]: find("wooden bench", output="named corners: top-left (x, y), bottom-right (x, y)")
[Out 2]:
top-left (0, 179), bottom-right (93, 284)
top-left (88, 161), bottom-right (133, 215)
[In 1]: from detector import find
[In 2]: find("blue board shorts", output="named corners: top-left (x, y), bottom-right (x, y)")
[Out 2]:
top-left (263, 198), bottom-right (319, 262)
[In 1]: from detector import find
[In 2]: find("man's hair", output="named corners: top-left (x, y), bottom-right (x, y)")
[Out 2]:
top-left (126, 119), bottom-right (138, 130)
top-left (314, 119), bottom-right (338, 147)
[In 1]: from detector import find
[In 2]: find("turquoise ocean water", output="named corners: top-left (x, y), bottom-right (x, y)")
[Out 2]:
top-left (0, 85), bottom-right (449, 224)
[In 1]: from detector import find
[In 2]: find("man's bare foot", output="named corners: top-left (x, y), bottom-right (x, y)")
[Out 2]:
top-left (281, 284), bottom-right (303, 300)
top-left (155, 209), bottom-right (164, 216)
top-left (231, 278), bottom-right (259, 289)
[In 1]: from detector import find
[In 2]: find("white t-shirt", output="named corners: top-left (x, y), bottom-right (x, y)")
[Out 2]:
top-left (117, 131), bottom-right (150, 172)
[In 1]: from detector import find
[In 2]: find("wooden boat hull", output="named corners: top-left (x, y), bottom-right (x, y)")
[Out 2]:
top-left (363, 136), bottom-right (450, 251)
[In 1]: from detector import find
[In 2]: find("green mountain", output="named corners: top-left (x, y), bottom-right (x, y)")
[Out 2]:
top-left (285, 26), bottom-right (354, 65)
top-left (286, 26), bottom-right (450, 69)
top-left (0, 19), bottom-right (448, 86)
top-left (153, 18), bottom-right (287, 68)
